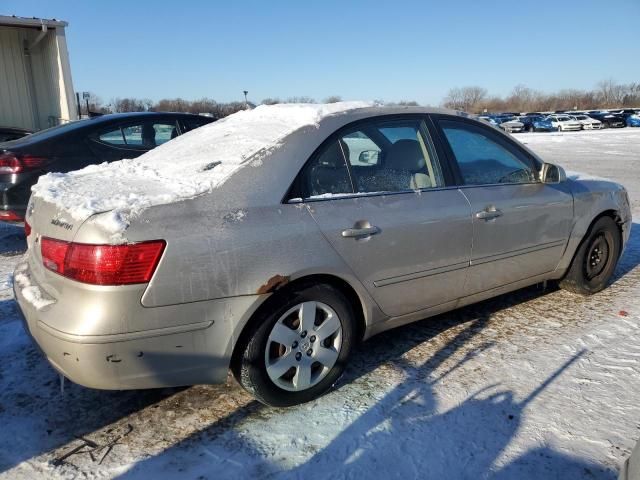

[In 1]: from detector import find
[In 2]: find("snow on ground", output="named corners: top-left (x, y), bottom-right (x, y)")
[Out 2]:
top-left (31, 102), bottom-right (371, 239)
top-left (0, 128), bottom-right (639, 479)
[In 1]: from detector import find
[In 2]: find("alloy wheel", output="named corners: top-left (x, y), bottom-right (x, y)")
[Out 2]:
top-left (265, 301), bottom-right (343, 392)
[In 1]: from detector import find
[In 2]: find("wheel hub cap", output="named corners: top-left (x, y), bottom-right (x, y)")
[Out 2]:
top-left (265, 301), bottom-right (343, 392)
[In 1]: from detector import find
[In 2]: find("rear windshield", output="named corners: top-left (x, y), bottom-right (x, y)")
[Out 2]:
top-left (4, 119), bottom-right (92, 143)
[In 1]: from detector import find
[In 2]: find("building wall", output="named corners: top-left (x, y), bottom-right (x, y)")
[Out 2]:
top-left (0, 24), bottom-right (77, 131)
top-left (0, 27), bottom-right (37, 130)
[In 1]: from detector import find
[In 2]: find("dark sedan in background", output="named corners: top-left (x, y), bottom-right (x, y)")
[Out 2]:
top-left (0, 112), bottom-right (214, 222)
top-left (587, 111), bottom-right (626, 128)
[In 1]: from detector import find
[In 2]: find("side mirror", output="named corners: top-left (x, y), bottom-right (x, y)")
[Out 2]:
top-left (540, 162), bottom-right (566, 184)
top-left (358, 150), bottom-right (380, 165)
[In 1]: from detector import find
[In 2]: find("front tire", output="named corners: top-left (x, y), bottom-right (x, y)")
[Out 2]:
top-left (559, 216), bottom-right (621, 295)
top-left (232, 283), bottom-right (356, 407)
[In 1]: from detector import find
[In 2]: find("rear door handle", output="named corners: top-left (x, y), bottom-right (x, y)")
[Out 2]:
top-left (475, 208), bottom-right (503, 220)
top-left (341, 226), bottom-right (380, 238)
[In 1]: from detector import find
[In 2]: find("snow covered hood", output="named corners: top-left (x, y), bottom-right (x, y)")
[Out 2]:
top-left (31, 102), bottom-right (372, 238)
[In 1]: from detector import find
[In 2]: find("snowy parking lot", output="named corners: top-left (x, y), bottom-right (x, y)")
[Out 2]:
top-left (1, 127), bottom-right (639, 479)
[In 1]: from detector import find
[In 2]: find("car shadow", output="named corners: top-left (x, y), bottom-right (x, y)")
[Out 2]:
top-left (114, 285), bottom-right (617, 479)
top-left (2, 222), bottom-right (637, 476)
top-left (0, 298), bottom-right (183, 474)
top-left (0, 223), bottom-right (26, 257)
top-left (611, 222), bottom-right (640, 283)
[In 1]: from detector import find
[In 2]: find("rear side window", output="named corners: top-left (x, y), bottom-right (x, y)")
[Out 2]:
top-left (98, 122), bottom-right (179, 148)
top-left (438, 119), bottom-right (537, 186)
top-left (301, 140), bottom-right (354, 198)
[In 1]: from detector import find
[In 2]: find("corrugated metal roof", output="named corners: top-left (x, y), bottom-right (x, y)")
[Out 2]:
top-left (0, 15), bottom-right (68, 29)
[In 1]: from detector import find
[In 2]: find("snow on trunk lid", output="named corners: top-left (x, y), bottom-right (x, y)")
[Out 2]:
top-left (30, 102), bottom-right (373, 243)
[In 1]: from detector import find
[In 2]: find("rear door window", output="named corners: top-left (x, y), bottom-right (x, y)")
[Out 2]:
top-left (97, 121), bottom-right (178, 148)
top-left (296, 117), bottom-right (445, 200)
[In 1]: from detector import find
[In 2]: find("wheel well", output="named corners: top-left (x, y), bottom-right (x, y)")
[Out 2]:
top-left (230, 274), bottom-right (367, 370)
top-left (575, 209), bottom-right (623, 259)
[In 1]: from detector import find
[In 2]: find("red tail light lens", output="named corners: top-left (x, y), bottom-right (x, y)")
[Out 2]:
top-left (0, 152), bottom-right (49, 174)
top-left (41, 238), bottom-right (165, 285)
top-left (41, 238), bottom-right (70, 274)
top-left (0, 210), bottom-right (24, 222)
top-left (24, 219), bottom-right (31, 237)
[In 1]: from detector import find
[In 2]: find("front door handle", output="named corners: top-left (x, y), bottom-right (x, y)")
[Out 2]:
top-left (475, 208), bottom-right (503, 220)
top-left (341, 225), bottom-right (380, 238)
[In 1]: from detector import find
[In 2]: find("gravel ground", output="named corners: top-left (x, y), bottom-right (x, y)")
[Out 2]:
top-left (0, 128), bottom-right (639, 479)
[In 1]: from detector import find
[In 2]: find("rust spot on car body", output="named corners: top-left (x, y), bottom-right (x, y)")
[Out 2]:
top-left (257, 274), bottom-right (290, 294)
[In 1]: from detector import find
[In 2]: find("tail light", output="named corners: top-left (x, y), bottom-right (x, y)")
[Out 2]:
top-left (24, 219), bottom-right (31, 237)
top-left (0, 152), bottom-right (49, 174)
top-left (0, 210), bottom-right (24, 222)
top-left (41, 238), bottom-right (166, 286)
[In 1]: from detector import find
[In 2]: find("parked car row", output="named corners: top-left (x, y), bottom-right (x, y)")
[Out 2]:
top-left (479, 109), bottom-right (640, 133)
top-left (0, 112), bottom-right (215, 222)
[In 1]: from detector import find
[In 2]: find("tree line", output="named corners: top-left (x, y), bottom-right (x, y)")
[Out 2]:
top-left (442, 80), bottom-right (640, 113)
top-left (81, 79), bottom-right (639, 118)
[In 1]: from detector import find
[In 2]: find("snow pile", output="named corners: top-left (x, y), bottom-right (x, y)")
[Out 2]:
top-left (13, 259), bottom-right (54, 310)
top-left (32, 102), bottom-right (372, 238)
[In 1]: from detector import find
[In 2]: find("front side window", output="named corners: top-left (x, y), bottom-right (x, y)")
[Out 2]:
top-left (439, 119), bottom-right (537, 186)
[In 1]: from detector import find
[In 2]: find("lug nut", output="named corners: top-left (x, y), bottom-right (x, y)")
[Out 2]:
top-left (300, 330), bottom-right (307, 338)
top-left (310, 335), bottom-right (316, 343)
top-left (306, 349), bottom-right (313, 356)
top-left (295, 352), bottom-right (302, 361)
top-left (292, 341), bottom-right (298, 349)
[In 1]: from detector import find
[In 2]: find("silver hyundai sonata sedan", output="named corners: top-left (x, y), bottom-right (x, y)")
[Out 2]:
top-left (13, 103), bottom-right (632, 406)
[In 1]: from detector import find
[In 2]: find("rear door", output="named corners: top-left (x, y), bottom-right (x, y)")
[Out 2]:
top-left (293, 115), bottom-right (473, 317)
top-left (430, 115), bottom-right (573, 295)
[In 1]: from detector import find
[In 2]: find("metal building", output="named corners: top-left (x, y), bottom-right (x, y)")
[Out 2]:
top-left (0, 15), bottom-right (78, 131)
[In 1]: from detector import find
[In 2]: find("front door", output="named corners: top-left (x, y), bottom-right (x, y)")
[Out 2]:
top-left (433, 116), bottom-right (573, 295)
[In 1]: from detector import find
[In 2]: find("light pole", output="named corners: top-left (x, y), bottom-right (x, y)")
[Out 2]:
top-left (243, 90), bottom-right (249, 108)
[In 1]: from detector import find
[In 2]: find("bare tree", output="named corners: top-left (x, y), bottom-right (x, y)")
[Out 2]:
top-left (323, 95), bottom-right (342, 103)
top-left (110, 97), bottom-right (152, 113)
top-left (442, 86), bottom-right (487, 112)
top-left (261, 98), bottom-right (282, 105)
top-left (285, 96), bottom-right (316, 103)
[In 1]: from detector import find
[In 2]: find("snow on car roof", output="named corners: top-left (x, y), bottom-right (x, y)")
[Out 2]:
top-left (31, 101), bottom-right (373, 240)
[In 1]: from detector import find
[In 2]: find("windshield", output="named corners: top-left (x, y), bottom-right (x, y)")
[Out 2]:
top-left (557, 116), bottom-right (571, 121)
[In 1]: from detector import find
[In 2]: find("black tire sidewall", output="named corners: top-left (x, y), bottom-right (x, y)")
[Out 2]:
top-left (571, 217), bottom-right (621, 293)
top-left (236, 284), bottom-right (356, 407)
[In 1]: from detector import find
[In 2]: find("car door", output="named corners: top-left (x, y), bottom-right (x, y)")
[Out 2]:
top-left (292, 116), bottom-right (473, 317)
top-left (87, 119), bottom-right (180, 162)
top-left (431, 115), bottom-right (573, 296)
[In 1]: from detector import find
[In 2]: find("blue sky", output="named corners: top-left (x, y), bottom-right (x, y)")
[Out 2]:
top-left (3, 0), bottom-right (639, 105)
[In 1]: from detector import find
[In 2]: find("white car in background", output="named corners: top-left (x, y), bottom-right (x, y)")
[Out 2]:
top-left (548, 114), bottom-right (582, 132)
top-left (569, 114), bottom-right (603, 130)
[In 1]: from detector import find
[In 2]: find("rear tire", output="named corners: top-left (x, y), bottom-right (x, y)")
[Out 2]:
top-left (232, 283), bottom-right (356, 407)
top-left (559, 216), bottom-right (621, 295)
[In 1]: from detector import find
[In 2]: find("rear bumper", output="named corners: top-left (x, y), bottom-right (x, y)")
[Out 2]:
top-left (13, 259), bottom-right (262, 390)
